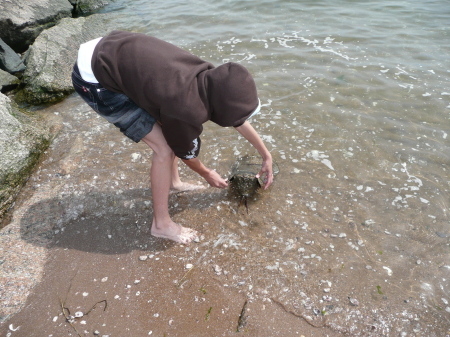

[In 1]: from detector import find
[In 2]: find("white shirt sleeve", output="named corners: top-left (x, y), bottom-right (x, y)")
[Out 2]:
top-left (77, 37), bottom-right (103, 83)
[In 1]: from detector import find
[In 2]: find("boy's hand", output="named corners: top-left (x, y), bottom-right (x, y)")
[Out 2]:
top-left (256, 158), bottom-right (273, 189)
top-left (204, 169), bottom-right (228, 188)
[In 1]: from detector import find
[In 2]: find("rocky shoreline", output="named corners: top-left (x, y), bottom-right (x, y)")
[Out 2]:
top-left (0, 0), bottom-right (117, 221)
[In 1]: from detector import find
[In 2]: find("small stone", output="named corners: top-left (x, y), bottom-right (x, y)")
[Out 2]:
top-left (134, 280), bottom-right (141, 284)
top-left (74, 311), bottom-right (83, 318)
top-left (323, 288), bottom-right (331, 293)
top-left (185, 263), bottom-right (193, 269)
top-left (139, 255), bottom-right (148, 261)
top-left (416, 260), bottom-right (421, 265)
top-left (366, 265), bottom-right (372, 270)
top-left (82, 292), bottom-right (89, 297)
top-left (101, 277), bottom-right (108, 282)
top-left (94, 331), bottom-right (100, 336)
top-left (338, 233), bottom-right (347, 238)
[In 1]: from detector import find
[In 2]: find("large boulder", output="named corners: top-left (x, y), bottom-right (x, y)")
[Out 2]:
top-left (70, 0), bottom-right (110, 15)
top-left (20, 15), bottom-right (117, 105)
top-left (0, 69), bottom-right (20, 92)
top-left (0, 93), bottom-right (51, 219)
top-left (0, 39), bottom-right (26, 73)
top-left (0, 0), bottom-right (73, 53)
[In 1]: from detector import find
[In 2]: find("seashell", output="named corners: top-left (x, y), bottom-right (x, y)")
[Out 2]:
top-left (214, 265), bottom-right (222, 275)
top-left (348, 297), bottom-right (359, 306)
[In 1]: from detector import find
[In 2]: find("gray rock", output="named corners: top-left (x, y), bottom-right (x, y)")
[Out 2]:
top-left (0, 69), bottom-right (20, 92)
top-left (0, 39), bottom-right (26, 73)
top-left (0, 93), bottom-right (51, 219)
top-left (21, 15), bottom-right (117, 105)
top-left (70, 0), bottom-right (110, 15)
top-left (0, 0), bottom-right (73, 53)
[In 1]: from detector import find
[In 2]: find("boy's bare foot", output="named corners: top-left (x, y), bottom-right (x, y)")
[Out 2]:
top-left (170, 181), bottom-right (206, 192)
top-left (151, 220), bottom-right (198, 244)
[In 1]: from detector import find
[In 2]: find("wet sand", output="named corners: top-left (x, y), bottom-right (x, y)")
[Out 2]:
top-left (0, 95), bottom-right (343, 337)
top-left (1, 94), bottom-right (449, 336)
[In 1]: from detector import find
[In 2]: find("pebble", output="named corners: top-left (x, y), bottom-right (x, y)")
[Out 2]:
top-left (101, 277), bottom-right (108, 282)
top-left (323, 288), bottom-right (331, 293)
top-left (134, 280), bottom-right (141, 284)
top-left (94, 331), bottom-right (100, 335)
top-left (185, 263), bottom-right (193, 269)
top-left (416, 260), bottom-right (422, 265)
top-left (74, 311), bottom-right (83, 318)
top-left (339, 233), bottom-right (347, 238)
top-left (139, 255), bottom-right (148, 261)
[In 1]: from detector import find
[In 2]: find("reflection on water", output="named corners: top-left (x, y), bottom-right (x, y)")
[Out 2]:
top-left (39, 0), bottom-right (450, 334)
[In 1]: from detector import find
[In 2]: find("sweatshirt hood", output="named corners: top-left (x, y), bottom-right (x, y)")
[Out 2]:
top-left (205, 62), bottom-right (259, 127)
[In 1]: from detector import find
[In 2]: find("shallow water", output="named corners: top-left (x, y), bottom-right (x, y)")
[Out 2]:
top-left (22, 0), bottom-right (450, 335)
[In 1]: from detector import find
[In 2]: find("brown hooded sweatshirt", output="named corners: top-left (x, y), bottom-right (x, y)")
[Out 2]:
top-left (91, 30), bottom-right (259, 159)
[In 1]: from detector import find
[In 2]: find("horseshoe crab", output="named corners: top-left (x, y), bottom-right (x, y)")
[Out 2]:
top-left (228, 155), bottom-right (279, 212)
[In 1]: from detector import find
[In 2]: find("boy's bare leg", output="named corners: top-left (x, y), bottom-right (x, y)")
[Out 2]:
top-left (141, 125), bottom-right (198, 244)
top-left (170, 157), bottom-right (206, 191)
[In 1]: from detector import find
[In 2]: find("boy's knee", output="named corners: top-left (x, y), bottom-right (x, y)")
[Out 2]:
top-left (153, 146), bottom-right (175, 162)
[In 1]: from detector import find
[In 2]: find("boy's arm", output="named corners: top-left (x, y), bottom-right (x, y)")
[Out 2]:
top-left (181, 157), bottom-right (228, 188)
top-left (234, 121), bottom-right (274, 189)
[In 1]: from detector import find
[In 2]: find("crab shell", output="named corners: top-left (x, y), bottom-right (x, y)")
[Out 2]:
top-left (229, 173), bottom-right (262, 198)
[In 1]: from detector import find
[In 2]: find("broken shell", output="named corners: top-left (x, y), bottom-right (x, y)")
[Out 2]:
top-left (214, 265), bottom-right (222, 275)
top-left (348, 297), bottom-right (359, 306)
top-left (74, 311), bottom-right (84, 318)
